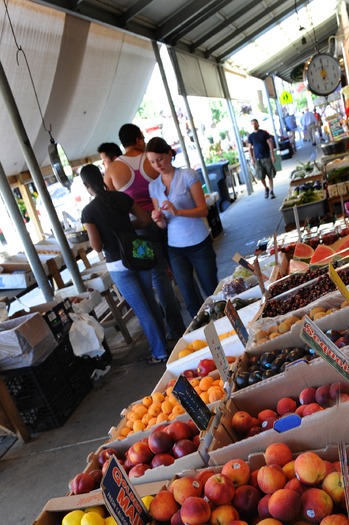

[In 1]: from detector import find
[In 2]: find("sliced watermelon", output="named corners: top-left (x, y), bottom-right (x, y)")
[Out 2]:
top-left (288, 259), bottom-right (309, 274)
top-left (309, 244), bottom-right (335, 266)
top-left (334, 236), bottom-right (349, 260)
top-left (293, 242), bottom-right (314, 263)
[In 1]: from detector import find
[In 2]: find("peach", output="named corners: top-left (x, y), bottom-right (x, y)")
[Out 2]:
top-left (295, 405), bottom-right (307, 417)
top-left (195, 469), bottom-right (216, 486)
top-left (257, 520), bottom-right (283, 525)
top-left (221, 459), bottom-right (251, 488)
top-left (294, 451), bottom-right (327, 485)
top-left (276, 397), bottom-right (297, 416)
top-left (231, 411), bottom-right (253, 434)
top-left (246, 426), bottom-right (263, 438)
top-left (180, 496), bottom-right (211, 525)
top-left (299, 387), bottom-right (317, 405)
top-left (148, 429), bottom-right (174, 454)
top-left (301, 488), bottom-right (333, 522)
top-left (209, 504), bottom-right (239, 525)
top-left (257, 464), bottom-right (287, 494)
top-left (302, 403), bottom-right (324, 416)
top-left (322, 471), bottom-right (345, 506)
top-left (204, 474), bottom-right (235, 505)
top-left (249, 469), bottom-right (259, 489)
top-left (320, 514), bottom-right (349, 525)
top-left (265, 443), bottom-right (293, 467)
top-left (268, 488), bottom-right (301, 522)
top-left (258, 494), bottom-right (272, 519)
top-left (258, 409), bottom-right (278, 421)
top-left (171, 510), bottom-right (184, 525)
top-left (149, 490), bottom-right (180, 522)
top-left (315, 385), bottom-right (334, 407)
top-left (285, 477), bottom-right (305, 496)
top-left (173, 476), bottom-right (203, 505)
top-left (166, 421), bottom-right (192, 441)
top-left (232, 484), bottom-right (261, 519)
top-left (261, 417), bottom-right (278, 431)
top-left (329, 381), bottom-right (349, 400)
top-left (282, 460), bottom-right (296, 480)
top-left (127, 441), bottom-right (154, 465)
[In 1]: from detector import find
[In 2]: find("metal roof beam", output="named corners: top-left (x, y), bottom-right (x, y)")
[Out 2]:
top-left (215, 0), bottom-right (308, 61)
top-left (119, 0), bottom-right (154, 27)
top-left (156, 0), bottom-right (217, 40)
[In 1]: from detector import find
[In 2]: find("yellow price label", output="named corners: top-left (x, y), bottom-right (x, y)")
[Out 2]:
top-left (328, 263), bottom-right (349, 303)
top-left (280, 91), bottom-right (293, 105)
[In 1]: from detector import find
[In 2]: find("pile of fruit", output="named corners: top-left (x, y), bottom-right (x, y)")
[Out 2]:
top-left (230, 381), bottom-right (349, 440)
top-left (176, 333), bottom-right (235, 360)
top-left (62, 507), bottom-right (115, 525)
top-left (146, 442), bottom-right (349, 525)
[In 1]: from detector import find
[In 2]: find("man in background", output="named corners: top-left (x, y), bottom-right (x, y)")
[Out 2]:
top-left (302, 108), bottom-right (317, 145)
top-left (248, 119), bottom-right (276, 199)
top-left (104, 124), bottom-right (186, 340)
top-left (97, 142), bottom-right (122, 171)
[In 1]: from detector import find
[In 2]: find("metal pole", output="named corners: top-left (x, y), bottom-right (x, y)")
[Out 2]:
top-left (152, 42), bottom-right (190, 167)
top-left (0, 161), bottom-right (54, 301)
top-left (0, 60), bottom-right (86, 293)
top-left (264, 80), bottom-right (280, 148)
top-left (273, 76), bottom-right (287, 138)
top-left (218, 65), bottom-right (253, 195)
top-left (167, 47), bottom-right (212, 192)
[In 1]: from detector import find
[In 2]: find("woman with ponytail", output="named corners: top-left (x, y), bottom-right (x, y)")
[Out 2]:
top-left (80, 164), bottom-right (168, 364)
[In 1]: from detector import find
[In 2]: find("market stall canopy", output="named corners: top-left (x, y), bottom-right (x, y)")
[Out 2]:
top-left (0, 0), bottom-right (343, 178)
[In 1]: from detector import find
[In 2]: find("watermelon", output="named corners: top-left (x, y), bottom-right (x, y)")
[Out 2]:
top-left (293, 242), bottom-right (314, 263)
top-left (288, 259), bottom-right (309, 274)
top-left (309, 244), bottom-right (335, 266)
top-left (334, 237), bottom-right (349, 260)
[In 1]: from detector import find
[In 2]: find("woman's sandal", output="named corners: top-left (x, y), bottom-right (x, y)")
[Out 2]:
top-left (145, 355), bottom-right (167, 365)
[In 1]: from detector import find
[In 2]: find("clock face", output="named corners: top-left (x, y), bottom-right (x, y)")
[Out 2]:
top-left (304, 53), bottom-right (341, 96)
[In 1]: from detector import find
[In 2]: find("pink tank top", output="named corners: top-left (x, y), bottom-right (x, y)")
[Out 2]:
top-left (116, 154), bottom-right (154, 211)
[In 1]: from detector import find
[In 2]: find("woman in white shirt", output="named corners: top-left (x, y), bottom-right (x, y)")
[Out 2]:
top-left (146, 137), bottom-right (218, 318)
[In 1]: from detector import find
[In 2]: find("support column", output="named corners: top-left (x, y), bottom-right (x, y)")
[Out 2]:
top-left (0, 60), bottom-right (85, 293)
top-left (218, 65), bottom-right (253, 195)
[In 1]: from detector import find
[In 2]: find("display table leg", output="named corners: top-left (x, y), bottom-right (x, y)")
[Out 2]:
top-left (0, 377), bottom-right (30, 442)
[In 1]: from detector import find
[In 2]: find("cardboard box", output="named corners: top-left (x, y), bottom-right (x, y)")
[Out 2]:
top-left (208, 356), bottom-right (349, 464)
top-left (3, 253), bottom-right (64, 274)
top-left (0, 263), bottom-right (35, 289)
top-left (54, 290), bottom-right (102, 315)
top-left (0, 312), bottom-right (57, 370)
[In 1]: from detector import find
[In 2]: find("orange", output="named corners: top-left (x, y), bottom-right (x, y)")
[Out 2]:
top-left (191, 339), bottom-right (207, 351)
top-left (212, 379), bottom-right (221, 386)
top-left (161, 400), bottom-right (174, 414)
top-left (219, 379), bottom-right (224, 388)
top-left (128, 411), bottom-right (142, 423)
top-left (208, 389), bottom-right (224, 403)
top-left (147, 417), bottom-right (157, 429)
top-left (178, 349), bottom-right (192, 359)
top-left (190, 378), bottom-right (200, 387)
top-left (132, 403), bottom-right (145, 412)
top-left (142, 413), bottom-right (152, 425)
top-left (168, 413), bottom-right (177, 421)
top-left (166, 386), bottom-right (173, 397)
top-left (142, 396), bottom-right (153, 408)
top-left (120, 427), bottom-right (132, 437)
top-left (152, 392), bottom-right (165, 404)
top-left (134, 405), bottom-right (148, 416)
top-left (199, 376), bottom-right (214, 391)
top-left (133, 420), bottom-right (146, 432)
top-left (156, 413), bottom-right (169, 423)
top-left (148, 402), bottom-right (162, 417)
top-left (172, 404), bottom-right (185, 415)
top-left (168, 394), bottom-right (178, 406)
top-left (194, 385), bottom-right (202, 395)
top-left (200, 391), bottom-right (210, 404)
top-left (126, 420), bottom-right (134, 429)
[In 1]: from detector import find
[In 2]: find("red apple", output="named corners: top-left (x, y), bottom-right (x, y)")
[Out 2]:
top-left (98, 447), bottom-right (121, 467)
top-left (315, 385), bottom-right (334, 407)
top-left (195, 468), bottom-right (216, 486)
top-left (268, 488), bottom-right (301, 522)
top-left (322, 471), bottom-right (345, 506)
top-left (127, 441), bottom-right (154, 465)
top-left (258, 493), bottom-right (272, 519)
top-left (299, 387), bottom-right (317, 405)
top-left (102, 460), bottom-right (111, 476)
top-left (69, 472), bottom-right (96, 494)
top-left (89, 469), bottom-right (103, 486)
top-left (232, 484), bottom-right (261, 519)
top-left (180, 496), bottom-right (211, 525)
top-left (186, 419), bottom-right (200, 437)
top-left (301, 488), bottom-right (333, 522)
top-left (166, 421), bottom-right (193, 441)
top-left (123, 455), bottom-right (135, 471)
top-left (276, 397), bottom-right (297, 416)
top-left (193, 434), bottom-right (201, 447)
top-left (150, 490), bottom-right (180, 522)
top-left (324, 460), bottom-right (337, 476)
top-left (210, 503), bottom-right (239, 525)
top-left (261, 417), bottom-right (278, 431)
top-left (330, 382), bottom-right (349, 400)
top-left (173, 476), bottom-right (203, 505)
top-left (294, 451), bottom-right (327, 485)
top-left (151, 453), bottom-right (175, 468)
top-left (172, 438), bottom-right (197, 458)
top-left (221, 458), bottom-right (251, 488)
top-left (264, 443), bottom-right (293, 467)
top-left (246, 426), bottom-right (263, 437)
top-left (197, 358), bottom-right (216, 376)
top-left (148, 429), bottom-right (174, 454)
top-left (171, 510), bottom-right (185, 525)
top-left (128, 463), bottom-right (151, 478)
top-left (295, 405), bottom-right (307, 417)
top-left (258, 409), bottom-right (277, 422)
top-left (204, 474), bottom-right (235, 505)
top-left (302, 403), bottom-right (324, 416)
top-left (231, 411), bottom-right (253, 434)
top-left (257, 465), bottom-right (287, 494)
top-left (183, 368), bottom-right (199, 378)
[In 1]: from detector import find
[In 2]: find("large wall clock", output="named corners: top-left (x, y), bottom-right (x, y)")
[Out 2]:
top-left (303, 53), bottom-right (341, 96)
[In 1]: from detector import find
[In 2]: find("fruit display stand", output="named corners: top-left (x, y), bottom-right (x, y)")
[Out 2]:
top-left (323, 153), bottom-right (349, 215)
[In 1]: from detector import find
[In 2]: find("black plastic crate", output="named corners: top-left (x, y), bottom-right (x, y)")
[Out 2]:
top-left (0, 336), bottom-right (80, 403)
top-left (78, 338), bottom-right (112, 375)
top-left (18, 365), bottom-right (92, 433)
top-left (42, 300), bottom-right (73, 341)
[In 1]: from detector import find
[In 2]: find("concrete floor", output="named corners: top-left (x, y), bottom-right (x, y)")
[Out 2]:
top-left (0, 139), bottom-right (318, 525)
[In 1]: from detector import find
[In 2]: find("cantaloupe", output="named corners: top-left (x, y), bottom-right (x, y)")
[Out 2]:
top-left (293, 242), bottom-right (314, 263)
top-left (309, 244), bottom-right (335, 266)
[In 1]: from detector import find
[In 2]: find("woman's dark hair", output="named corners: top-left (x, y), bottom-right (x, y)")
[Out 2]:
top-left (146, 137), bottom-right (176, 159)
top-left (80, 164), bottom-right (118, 211)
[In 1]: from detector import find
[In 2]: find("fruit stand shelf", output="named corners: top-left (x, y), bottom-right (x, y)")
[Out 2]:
top-left (289, 173), bottom-right (323, 187)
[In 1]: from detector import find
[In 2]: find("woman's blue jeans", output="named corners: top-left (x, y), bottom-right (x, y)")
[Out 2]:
top-left (168, 235), bottom-right (218, 318)
top-left (109, 268), bottom-right (167, 359)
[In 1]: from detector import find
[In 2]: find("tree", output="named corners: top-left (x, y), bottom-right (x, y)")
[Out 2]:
top-left (209, 100), bottom-right (227, 126)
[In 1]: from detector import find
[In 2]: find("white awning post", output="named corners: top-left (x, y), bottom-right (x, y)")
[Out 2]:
top-left (152, 42), bottom-right (189, 167)
top-left (0, 161), bottom-right (54, 302)
top-left (264, 80), bottom-right (280, 149)
top-left (0, 60), bottom-right (86, 293)
top-left (218, 65), bottom-right (253, 196)
top-left (167, 47), bottom-right (212, 192)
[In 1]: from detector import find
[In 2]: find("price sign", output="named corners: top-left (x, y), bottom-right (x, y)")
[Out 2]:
top-left (328, 263), bottom-right (349, 304)
top-left (326, 113), bottom-right (347, 141)
top-left (300, 316), bottom-right (349, 383)
top-left (204, 322), bottom-right (230, 383)
top-left (280, 90), bottom-right (293, 105)
top-left (172, 375), bottom-right (212, 431)
top-left (233, 252), bottom-right (268, 281)
top-left (224, 300), bottom-right (248, 347)
top-left (101, 456), bottom-right (150, 525)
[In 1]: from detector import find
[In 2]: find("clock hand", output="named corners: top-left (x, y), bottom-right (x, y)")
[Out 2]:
top-left (319, 58), bottom-right (327, 80)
